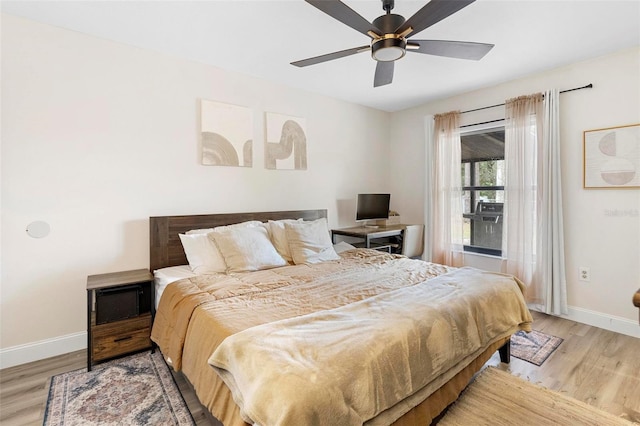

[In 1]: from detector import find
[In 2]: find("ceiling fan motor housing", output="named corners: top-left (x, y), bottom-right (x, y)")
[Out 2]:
top-left (371, 14), bottom-right (407, 62)
top-left (373, 13), bottom-right (405, 34)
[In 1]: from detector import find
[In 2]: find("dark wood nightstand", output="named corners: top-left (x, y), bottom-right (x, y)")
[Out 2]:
top-left (87, 269), bottom-right (155, 371)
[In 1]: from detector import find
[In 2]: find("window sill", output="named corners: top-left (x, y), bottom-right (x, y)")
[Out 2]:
top-left (463, 246), bottom-right (502, 258)
top-left (460, 250), bottom-right (505, 273)
top-left (462, 249), bottom-right (504, 260)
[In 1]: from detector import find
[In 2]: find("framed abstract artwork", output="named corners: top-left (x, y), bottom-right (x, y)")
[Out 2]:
top-left (200, 100), bottom-right (253, 167)
top-left (583, 123), bottom-right (640, 188)
top-left (264, 112), bottom-right (307, 170)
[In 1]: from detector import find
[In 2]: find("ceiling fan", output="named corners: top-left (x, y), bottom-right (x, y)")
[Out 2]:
top-left (291, 0), bottom-right (494, 87)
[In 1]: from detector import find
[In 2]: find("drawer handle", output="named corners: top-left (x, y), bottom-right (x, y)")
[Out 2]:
top-left (114, 336), bottom-right (133, 343)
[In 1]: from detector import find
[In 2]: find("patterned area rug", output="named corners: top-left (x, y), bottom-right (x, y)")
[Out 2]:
top-left (510, 329), bottom-right (563, 366)
top-left (438, 367), bottom-right (633, 425)
top-left (44, 350), bottom-right (195, 426)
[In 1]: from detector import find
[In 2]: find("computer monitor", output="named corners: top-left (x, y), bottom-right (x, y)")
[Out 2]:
top-left (356, 194), bottom-right (391, 224)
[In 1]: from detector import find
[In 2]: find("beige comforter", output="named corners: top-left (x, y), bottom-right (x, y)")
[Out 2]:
top-left (151, 250), bottom-right (532, 426)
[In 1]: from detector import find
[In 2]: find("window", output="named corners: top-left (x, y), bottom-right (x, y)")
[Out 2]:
top-left (461, 126), bottom-right (505, 256)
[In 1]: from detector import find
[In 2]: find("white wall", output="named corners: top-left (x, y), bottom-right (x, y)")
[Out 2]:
top-left (390, 48), bottom-right (640, 336)
top-left (2, 13), bottom-right (638, 368)
top-left (0, 14), bottom-right (391, 366)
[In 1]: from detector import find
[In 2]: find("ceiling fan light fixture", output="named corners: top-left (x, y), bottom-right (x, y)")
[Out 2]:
top-left (295, 0), bottom-right (488, 87)
top-left (371, 37), bottom-right (406, 62)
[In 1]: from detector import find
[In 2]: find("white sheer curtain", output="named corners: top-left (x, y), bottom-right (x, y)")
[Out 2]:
top-left (423, 116), bottom-right (435, 262)
top-left (503, 90), bottom-right (567, 314)
top-left (427, 111), bottom-right (464, 267)
top-left (539, 89), bottom-right (568, 314)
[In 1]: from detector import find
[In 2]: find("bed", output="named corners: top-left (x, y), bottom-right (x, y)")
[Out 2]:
top-left (149, 209), bottom-right (532, 426)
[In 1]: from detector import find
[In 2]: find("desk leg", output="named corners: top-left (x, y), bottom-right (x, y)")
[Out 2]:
top-left (87, 290), bottom-right (92, 371)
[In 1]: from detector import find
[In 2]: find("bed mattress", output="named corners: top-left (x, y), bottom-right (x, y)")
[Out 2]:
top-left (151, 249), bottom-right (532, 425)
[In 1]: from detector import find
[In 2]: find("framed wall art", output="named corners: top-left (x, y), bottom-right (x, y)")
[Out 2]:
top-left (200, 100), bottom-right (253, 167)
top-left (264, 112), bottom-right (307, 170)
top-left (583, 123), bottom-right (640, 189)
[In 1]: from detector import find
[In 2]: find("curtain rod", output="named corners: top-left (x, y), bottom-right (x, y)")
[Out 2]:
top-left (460, 83), bottom-right (593, 115)
top-left (458, 83), bottom-right (593, 129)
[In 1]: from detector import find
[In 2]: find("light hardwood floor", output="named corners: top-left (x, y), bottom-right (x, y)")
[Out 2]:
top-left (1, 311), bottom-right (638, 425)
top-left (484, 311), bottom-right (640, 424)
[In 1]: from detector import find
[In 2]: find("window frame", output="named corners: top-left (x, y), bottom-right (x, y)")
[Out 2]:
top-left (460, 122), bottom-right (505, 257)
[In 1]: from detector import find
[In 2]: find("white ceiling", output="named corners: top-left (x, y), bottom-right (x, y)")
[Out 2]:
top-left (2, 0), bottom-right (639, 112)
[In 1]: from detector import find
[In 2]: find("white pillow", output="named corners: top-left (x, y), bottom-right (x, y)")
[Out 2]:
top-left (185, 228), bottom-right (214, 235)
top-left (214, 220), bottom-right (263, 232)
top-left (285, 218), bottom-right (340, 265)
top-left (210, 226), bottom-right (287, 273)
top-left (268, 219), bottom-right (303, 263)
top-left (179, 233), bottom-right (227, 274)
top-left (185, 220), bottom-right (262, 235)
top-left (333, 241), bottom-right (356, 254)
top-left (180, 221), bottom-right (264, 273)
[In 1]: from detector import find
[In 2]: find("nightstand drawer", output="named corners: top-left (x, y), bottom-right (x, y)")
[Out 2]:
top-left (91, 314), bottom-right (152, 361)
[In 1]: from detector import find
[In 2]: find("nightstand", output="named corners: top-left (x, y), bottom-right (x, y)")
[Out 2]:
top-left (86, 269), bottom-right (155, 371)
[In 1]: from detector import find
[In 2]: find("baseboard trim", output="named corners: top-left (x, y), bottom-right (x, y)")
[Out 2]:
top-left (529, 304), bottom-right (640, 338)
top-left (563, 306), bottom-right (640, 338)
top-left (0, 331), bottom-right (86, 370)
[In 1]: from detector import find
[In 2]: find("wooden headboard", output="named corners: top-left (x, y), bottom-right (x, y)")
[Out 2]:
top-left (149, 209), bottom-right (328, 271)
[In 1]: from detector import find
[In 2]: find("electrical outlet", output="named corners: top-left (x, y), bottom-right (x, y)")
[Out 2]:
top-left (579, 267), bottom-right (590, 282)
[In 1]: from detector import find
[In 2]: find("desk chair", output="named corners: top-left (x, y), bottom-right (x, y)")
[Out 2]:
top-left (402, 225), bottom-right (424, 258)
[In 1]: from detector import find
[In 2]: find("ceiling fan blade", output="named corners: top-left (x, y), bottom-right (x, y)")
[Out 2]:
top-left (305, 0), bottom-right (381, 37)
top-left (407, 40), bottom-right (494, 60)
top-left (397, 0), bottom-right (475, 38)
top-left (291, 45), bottom-right (370, 67)
top-left (374, 61), bottom-right (394, 87)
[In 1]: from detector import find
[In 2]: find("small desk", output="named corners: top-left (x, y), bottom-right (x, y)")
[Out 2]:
top-left (331, 225), bottom-right (406, 253)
